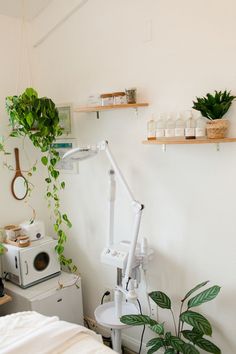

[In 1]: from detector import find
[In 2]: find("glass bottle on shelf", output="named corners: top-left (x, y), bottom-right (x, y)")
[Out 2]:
top-left (195, 113), bottom-right (206, 138)
top-left (165, 114), bottom-right (175, 138)
top-left (147, 118), bottom-right (156, 140)
top-left (175, 112), bottom-right (185, 137)
top-left (185, 111), bottom-right (196, 139)
top-left (156, 113), bottom-right (165, 138)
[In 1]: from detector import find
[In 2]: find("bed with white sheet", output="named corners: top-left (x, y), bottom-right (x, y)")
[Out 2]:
top-left (0, 311), bottom-right (116, 354)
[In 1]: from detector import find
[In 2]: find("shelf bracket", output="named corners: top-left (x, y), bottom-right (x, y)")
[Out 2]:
top-left (96, 111), bottom-right (100, 119)
top-left (216, 143), bottom-right (220, 152)
top-left (134, 108), bottom-right (138, 118)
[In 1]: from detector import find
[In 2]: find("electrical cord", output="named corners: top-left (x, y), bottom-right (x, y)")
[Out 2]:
top-left (137, 299), bottom-right (145, 354)
top-left (101, 290), bottom-right (111, 305)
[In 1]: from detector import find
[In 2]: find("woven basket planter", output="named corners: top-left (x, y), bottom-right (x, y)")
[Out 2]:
top-left (206, 119), bottom-right (229, 139)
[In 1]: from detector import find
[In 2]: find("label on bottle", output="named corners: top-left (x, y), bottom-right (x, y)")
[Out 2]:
top-left (165, 128), bottom-right (175, 138)
top-left (175, 128), bottom-right (185, 137)
top-left (195, 128), bottom-right (206, 137)
top-left (185, 128), bottom-right (195, 137)
top-left (156, 128), bottom-right (165, 138)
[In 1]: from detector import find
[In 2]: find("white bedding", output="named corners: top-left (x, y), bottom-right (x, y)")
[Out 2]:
top-left (0, 311), bottom-right (116, 354)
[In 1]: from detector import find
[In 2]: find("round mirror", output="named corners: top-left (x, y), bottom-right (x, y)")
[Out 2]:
top-left (11, 148), bottom-right (29, 201)
top-left (12, 176), bottom-right (28, 200)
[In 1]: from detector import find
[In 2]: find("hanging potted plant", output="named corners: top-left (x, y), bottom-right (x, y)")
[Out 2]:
top-left (192, 90), bottom-right (236, 138)
top-left (5, 87), bottom-right (76, 272)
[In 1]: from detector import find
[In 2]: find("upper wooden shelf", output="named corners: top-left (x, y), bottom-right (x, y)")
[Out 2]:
top-left (0, 294), bottom-right (12, 306)
top-left (143, 137), bottom-right (236, 145)
top-left (74, 103), bottom-right (149, 118)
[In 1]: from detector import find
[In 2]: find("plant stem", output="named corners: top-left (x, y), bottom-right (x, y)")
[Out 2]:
top-left (170, 309), bottom-right (177, 336)
top-left (177, 301), bottom-right (184, 337)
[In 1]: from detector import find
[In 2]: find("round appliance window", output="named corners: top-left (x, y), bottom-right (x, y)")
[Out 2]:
top-left (34, 252), bottom-right (50, 271)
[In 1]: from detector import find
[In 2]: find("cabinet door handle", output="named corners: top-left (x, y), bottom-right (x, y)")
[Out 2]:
top-left (25, 261), bottom-right (29, 275)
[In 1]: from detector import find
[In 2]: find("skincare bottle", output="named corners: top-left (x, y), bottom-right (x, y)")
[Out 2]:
top-left (165, 114), bottom-right (175, 138)
top-left (147, 119), bottom-right (156, 140)
top-left (185, 111), bottom-right (196, 139)
top-left (156, 114), bottom-right (165, 138)
top-left (175, 112), bottom-right (185, 137)
top-left (195, 113), bottom-right (206, 138)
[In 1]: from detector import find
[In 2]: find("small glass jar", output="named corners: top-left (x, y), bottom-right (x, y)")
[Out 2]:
top-left (113, 92), bottom-right (126, 105)
top-left (125, 88), bottom-right (137, 104)
top-left (100, 93), bottom-right (114, 106)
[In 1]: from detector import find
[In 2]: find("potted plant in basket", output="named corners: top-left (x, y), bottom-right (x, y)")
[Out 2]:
top-left (192, 90), bottom-right (236, 138)
top-left (120, 280), bottom-right (221, 354)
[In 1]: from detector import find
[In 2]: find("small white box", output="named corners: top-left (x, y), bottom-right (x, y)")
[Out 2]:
top-left (20, 220), bottom-right (45, 241)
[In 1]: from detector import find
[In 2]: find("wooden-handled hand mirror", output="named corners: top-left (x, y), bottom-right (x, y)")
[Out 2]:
top-left (11, 148), bottom-right (28, 200)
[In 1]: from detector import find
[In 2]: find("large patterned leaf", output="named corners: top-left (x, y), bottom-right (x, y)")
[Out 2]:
top-left (180, 311), bottom-right (212, 335)
top-left (164, 349), bottom-right (175, 354)
top-left (195, 337), bottom-right (221, 354)
top-left (169, 336), bottom-right (185, 351)
top-left (120, 314), bottom-right (156, 326)
top-left (182, 330), bottom-right (203, 343)
top-left (188, 286), bottom-right (221, 308)
top-left (149, 323), bottom-right (164, 335)
top-left (182, 343), bottom-right (200, 354)
top-left (149, 291), bottom-right (171, 309)
top-left (182, 281), bottom-right (209, 302)
top-left (147, 338), bottom-right (164, 352)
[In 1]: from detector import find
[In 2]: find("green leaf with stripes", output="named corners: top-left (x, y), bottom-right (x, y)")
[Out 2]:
top-left (182, 330), bottom-right (203, 343)
top-left (195, 337), bottom-right (221, 354)
top-left (149, 323), bottom-right (164, 335)
top-left (182, 281), bottom-right (209, 302)
top-left (164, 349), bottom-right (175, 354)
top-left (147, 338), bottom-right (164, 353)
top-left (180, 311), bottom-right (212, 335)
top-left (188, 286), bottom-right (221, 308)
top-left (169, 336), bottom-right (185, 351)
top-left (120, 314), bottom-right (156, 327)
top-left (182, 343), bottom-right (200, 354)
top-left (149, 291), bottom-right (171, 309)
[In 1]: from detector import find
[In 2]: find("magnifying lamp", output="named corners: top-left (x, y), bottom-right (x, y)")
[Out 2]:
top-left (63, 140), bottom-right (145, 353)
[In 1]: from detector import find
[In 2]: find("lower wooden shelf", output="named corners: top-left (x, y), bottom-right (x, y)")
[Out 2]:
top-left (143, 137), bottom-right (236, 145)
top-left (0, 294), bottom-right (12, 306)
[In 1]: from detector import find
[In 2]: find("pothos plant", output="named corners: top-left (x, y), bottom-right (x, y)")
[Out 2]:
top-left (121, 281), bottom-right (221, 354)
top-left (5, 87), bottom-right (76, 272)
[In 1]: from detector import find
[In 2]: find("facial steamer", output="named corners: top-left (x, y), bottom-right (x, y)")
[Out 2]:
top-left (63, 141), bottom-right (153, 353)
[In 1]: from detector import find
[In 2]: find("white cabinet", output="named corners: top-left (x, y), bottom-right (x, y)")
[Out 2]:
top-left (0, 272), bottom-right (84, 325)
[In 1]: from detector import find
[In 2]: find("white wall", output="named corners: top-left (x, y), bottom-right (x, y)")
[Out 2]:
top-left (31, 0), bottom-right (236, 352)
top-left (0, 14), bottom-right (50, 241)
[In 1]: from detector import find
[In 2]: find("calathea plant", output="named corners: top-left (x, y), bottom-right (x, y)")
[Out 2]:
top-left (5, 87), bottom-right (76, 272)
top-left (121, 281), bottom-right (221, 354)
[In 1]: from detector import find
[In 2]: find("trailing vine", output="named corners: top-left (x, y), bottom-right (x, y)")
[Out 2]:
top-left (5, 87), bottom-right (77, 272)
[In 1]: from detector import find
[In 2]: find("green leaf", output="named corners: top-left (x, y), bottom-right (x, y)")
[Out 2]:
top-left (120, 314), bottom-right (156, 327)
top-left (188, 286), bottom-right (221, 308)
top-left (182, 343), bottom-right (200, 354)
top-left (169, 336), bottom-right (185, 351)
top-left (182, 281), bottom-right (209, 301)
top-left (26, 112), bottom-right (34, 127)
top-left (61, 181), bottom-right (65, 189)
top-left (149, 291), bottom-right (171, 309)
top-left (182, 330), bottom-right (203, 343)
top-left (41, 156), bottom-right (48, 165)
top-left (147, 338), bottom-right (164, 352)
top-left (180, 311), bottom-right (212, 336)
top-left (164, 349), bottom-right (175, 354)
top-left (194, 337), bottom-right (221, 354)
top-left (149, 323), bottom-right (164, 335)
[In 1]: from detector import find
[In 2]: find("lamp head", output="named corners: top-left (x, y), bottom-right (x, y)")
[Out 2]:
top-left (62, 145), bottom-right (98, 161)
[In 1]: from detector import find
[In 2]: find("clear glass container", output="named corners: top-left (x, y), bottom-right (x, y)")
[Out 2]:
top-left (165, 114), bottom-right (175, 138)
top-left (185, 111), bottom-right (196, 139)
top-left (156, 113), bottom-right (165, 138)
top-left (195, 114), bottom-right (206, 137)
top-left (175, 112), bottom-right (185, 137)
top-left (147, 119), bottom-right (156, 140)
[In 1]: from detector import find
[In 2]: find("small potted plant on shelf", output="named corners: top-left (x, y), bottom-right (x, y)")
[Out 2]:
top-left (120, 280), bottom-right (221, 354)
top-left (192, 90), bottom-right (236, 138)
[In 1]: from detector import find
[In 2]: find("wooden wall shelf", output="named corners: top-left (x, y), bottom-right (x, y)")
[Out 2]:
top-left (74, 103), bottom-right (149, 118)
top-left (143, 137), bottom-right (236, 145)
